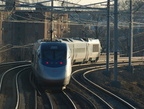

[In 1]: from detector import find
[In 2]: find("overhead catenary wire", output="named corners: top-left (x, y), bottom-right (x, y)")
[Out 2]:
top-left (1, 2), bottom-right (106, 23)
top-left (0, 43), bottom-right (33, 53)
top-left (0, 1), bottom-right (142, 21)
top-left (0, 0), bottom-right (144, 55)
top-left (0, 1), bottom-right (144, 27)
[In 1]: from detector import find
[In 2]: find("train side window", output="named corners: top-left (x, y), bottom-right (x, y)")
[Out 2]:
top-left (75, 48), bottom-right (85, 53)
top-left (93, 44), bottom-right (99, 52)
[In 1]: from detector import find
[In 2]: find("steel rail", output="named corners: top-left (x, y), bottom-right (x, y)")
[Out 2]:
top-left (72, 65), bottom-right (114, 109)
top-left (46, 93), bottom-right (54, 109)
top-left (15, 67), bottom-right (31, 109)
top-left (63, 91), bottom-right (77, 109)
top-left (0, 61), bottom-right (30, 66)
top-left (83, 65), bottom-right (137, 109)
top-left (0, 64), bottom-right (31, 91)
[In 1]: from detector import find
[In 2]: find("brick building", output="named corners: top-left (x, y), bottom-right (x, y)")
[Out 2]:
top-left (0, 1), bottom-right (70, 62)
top-left (1, 11), bottom-right (69, 45)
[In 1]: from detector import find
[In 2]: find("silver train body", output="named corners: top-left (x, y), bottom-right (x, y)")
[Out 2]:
top-left (32, 38), bottom-right (101, 89)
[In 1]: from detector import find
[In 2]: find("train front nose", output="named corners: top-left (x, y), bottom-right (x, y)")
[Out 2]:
top-left (43, 66), bottom-right (66, 79)
top-left (39, 64), bottom-right (70, 87)
top-left (38, 42), bottom-right (70, 87)
top-left (40, 60), bottom-right (67, 79)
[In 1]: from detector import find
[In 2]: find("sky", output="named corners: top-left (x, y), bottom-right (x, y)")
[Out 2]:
top-left (0, 0), bottom-right (108, 6)
top-left (77, 0), bottom-right (107, 5)
top-left (0, 0), bottom-right (109, 6)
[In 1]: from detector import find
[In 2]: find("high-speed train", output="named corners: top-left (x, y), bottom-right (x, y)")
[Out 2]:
top-left (31, 38), bottom-right (102, 90)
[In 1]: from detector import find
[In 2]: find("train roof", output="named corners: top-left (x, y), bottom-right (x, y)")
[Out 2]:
top-left (35, 38), bottom-right (100, 44)
top-left (56, 38), bottom-right (100, 43)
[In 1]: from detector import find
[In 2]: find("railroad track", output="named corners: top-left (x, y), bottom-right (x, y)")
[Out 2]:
top-left (30, 83), bottom-right (77, 109)
top-left (71, 62), bottom-right (138, 109)
top-left (63, 89), bottom-right (96, 109)
top-left (0, 62), bottom-right (33, 109)
top-left (48, 91), bottom-right (77, 109)
top-left (0, 60), bottom-right (142, 109)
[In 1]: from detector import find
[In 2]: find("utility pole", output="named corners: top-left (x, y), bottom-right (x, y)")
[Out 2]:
top-left (112, 0), bottom-right (121, 87)
top-left (114, 0), bottom-right (118, 82)
top-left (106, 0), bottom-right (110, 73)
top-left (50, 0), bottom-right (54, 41)
top-left (129, 0), bottom-right (133, 72)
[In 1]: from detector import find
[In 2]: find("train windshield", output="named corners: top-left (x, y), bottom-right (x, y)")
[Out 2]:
top-left (42, 50), bottom-right (66, 60)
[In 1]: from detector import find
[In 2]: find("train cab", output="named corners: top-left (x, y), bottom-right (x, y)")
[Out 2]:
top-left (32, 41), bottom-right (72, 89)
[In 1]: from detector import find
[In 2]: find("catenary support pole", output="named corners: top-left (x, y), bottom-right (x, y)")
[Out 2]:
top-left (129, 0), bottom-right (133, 72)
top-left (111, 0), bottom-right (121, 88)
top-left (106, 0), bottom-right (110, 73)
top-left (50, 0), bottom-right (54, 41)
top-left (113, 0), bottom-right (118, 82)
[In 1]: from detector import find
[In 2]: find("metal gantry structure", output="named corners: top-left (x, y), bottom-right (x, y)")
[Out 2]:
top-left (129, 0), bottom-right (134, 72)
top-left (113, 0), bottom-right (119, 85)
top-left (50, 0), bottom-right (54, 41)
top-left (106, 0), bottom-right (110, 73)
top-left (0, 0), bottom-right (137, 84)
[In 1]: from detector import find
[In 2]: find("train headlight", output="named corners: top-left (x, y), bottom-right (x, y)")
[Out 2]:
top-left (46, 62), bottom-right (49, 64)
top-left (60, 62), bottom-right (63, 64)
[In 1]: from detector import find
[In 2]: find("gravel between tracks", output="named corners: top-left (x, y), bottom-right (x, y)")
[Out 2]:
top-left (87, 63), bottom-right (144, 109)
